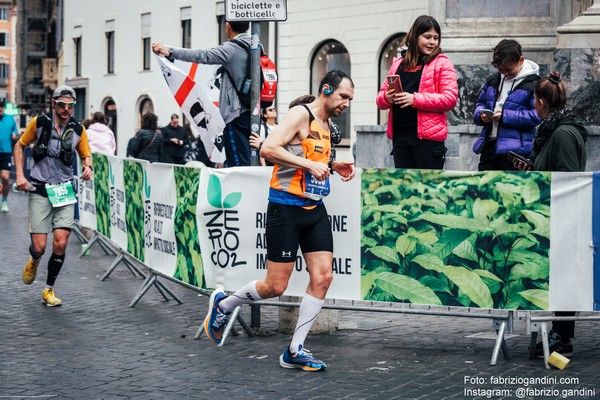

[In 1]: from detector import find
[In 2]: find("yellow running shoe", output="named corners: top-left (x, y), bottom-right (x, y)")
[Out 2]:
top-left (22, 257), bottom-right (39, 285)
top-left (42, 288), bottom-right (62, 307)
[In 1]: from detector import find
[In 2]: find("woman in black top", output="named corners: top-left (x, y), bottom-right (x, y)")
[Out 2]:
top-left (130, 112), bottom-right (164, 163)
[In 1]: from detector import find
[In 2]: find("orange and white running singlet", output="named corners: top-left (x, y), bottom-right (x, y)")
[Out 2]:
top-left (268, 105), bottom-right (331, 207)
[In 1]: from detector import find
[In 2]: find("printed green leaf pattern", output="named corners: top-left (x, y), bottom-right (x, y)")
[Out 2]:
top-left (172, 167), bottom-right (205, 288)
top-left (123, 160), bottom-right (144, 262)
top-left (361, 169), bottom-right (551, 310)
top-left (375, 272), bottom-right (442, 305)
top-left (92, 154), bottom-right (110, 237)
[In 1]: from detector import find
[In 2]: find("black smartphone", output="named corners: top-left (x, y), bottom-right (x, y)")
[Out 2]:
top-left (507, 151), bottom-right (534, 169)
top-left (480, 108), bottom-right (494, 118)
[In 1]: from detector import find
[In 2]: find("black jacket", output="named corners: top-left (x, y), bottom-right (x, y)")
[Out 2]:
top-left (160, 124), bottom-right (188, 164)
top-left (130, 128), bottom-right (163, 163)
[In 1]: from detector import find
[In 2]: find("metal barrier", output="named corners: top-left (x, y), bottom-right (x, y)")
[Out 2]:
top-left (527, 313), bottom-right (600, 369)
top-left (196, 298), bottom-right (513, 366)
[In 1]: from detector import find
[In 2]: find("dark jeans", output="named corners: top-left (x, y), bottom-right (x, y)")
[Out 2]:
top-left (392, 139), bottom-right (446, 169)
top-left (552, 311), bottom-right (576, 340)
top-left (224, 112), bottom-right (251, 167)
top-left (477, 139), bottom-right (518, 171)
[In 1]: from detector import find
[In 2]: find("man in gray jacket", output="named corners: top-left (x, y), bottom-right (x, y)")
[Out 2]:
top-left (152, 21), bottom-right (251, 167)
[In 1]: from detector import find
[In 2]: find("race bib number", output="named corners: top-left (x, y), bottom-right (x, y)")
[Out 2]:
top-left (263, 69), bottom-right (277, 82)
top-left (45, 181), bottom-right (77, 208)
top-left (302, 172), bottom-right (330, 201)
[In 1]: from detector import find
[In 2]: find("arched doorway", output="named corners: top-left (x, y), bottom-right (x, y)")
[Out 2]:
top-left (310, 40), bottom-right (351, 145)
top-left (378, 34), bottom-right (406, 124)
top-left (103, 98), bottom-right (118, 149)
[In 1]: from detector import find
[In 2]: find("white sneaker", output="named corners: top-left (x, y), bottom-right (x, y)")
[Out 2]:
top-left (1, 201), bottom-right (8, 212)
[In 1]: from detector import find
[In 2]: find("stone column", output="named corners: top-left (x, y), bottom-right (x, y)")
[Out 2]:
top-left (557, 0), bottom-right (600, 48)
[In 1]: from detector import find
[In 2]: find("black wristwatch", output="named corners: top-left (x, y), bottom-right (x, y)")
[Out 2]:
top-left (328, 161), bottom-right (334, 174)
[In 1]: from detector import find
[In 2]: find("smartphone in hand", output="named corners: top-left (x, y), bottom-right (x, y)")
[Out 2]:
top-left (480, 108), bottom-right (494, 118)
top-left (387, 75), bottom-right (403, 93)
top-left (507, 151), bottom-right (534, 169)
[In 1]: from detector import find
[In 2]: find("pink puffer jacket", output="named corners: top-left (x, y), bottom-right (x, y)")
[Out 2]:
top-left (376, 54), bottom-right (458, 141)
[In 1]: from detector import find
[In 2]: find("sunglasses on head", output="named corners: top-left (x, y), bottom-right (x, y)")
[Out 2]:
top-left (55, 100), bottom-right (76, 109)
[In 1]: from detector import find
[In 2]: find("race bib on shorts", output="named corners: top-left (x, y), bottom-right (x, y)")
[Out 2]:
top-left (45, 181), bottom-right (77, 208)
top-left (302, 171), bottom-right (330, 201)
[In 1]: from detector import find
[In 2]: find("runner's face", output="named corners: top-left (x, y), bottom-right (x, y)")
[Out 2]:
top-left (326, 79), bottom-right (354, 118)
top-left (53, 97), bottom-right (76, 122)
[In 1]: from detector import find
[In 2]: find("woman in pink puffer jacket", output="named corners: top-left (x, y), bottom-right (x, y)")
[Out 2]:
top-left (376, 15), bottom-right (458, 169)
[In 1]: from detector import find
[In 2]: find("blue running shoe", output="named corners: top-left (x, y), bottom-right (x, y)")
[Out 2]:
top-left (203, 288), bottom-right (229, 344)
top-left (279, 345), bottom-right (327, 371)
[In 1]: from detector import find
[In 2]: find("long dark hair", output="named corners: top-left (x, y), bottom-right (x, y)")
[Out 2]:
top-left (400, 15), bottom-right (442, 70)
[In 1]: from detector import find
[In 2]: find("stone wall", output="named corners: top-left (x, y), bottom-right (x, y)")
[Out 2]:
top-left (356, 125), bottom-right (600, 172)
top-left (356, 46), bottom-right (600, 171)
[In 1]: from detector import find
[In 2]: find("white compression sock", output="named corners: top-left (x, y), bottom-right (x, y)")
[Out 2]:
top-left (218, 280), bottom-right (262, 314)
top-left (289, 293), bottom-right (324, 354)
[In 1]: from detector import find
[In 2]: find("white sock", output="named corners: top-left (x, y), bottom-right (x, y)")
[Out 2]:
top-left (289, 293), bottom-right (324, 353)
top-left (218, 280), bottom-right (262, 314)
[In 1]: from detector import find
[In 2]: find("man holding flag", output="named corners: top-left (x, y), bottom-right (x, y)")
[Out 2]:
top-left (152, 21), bottom-right (252, 167)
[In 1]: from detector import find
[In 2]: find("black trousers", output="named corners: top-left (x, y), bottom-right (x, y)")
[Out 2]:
top-left (477, 139), bottom-right (518, 171)
top-left (392, 139), bottom-right (446, 169)
top-left (552, 311), bottom-right (576, 340)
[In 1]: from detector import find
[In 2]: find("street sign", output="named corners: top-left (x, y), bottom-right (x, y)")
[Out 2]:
top-left (225, 0), bottom-right (287, 22)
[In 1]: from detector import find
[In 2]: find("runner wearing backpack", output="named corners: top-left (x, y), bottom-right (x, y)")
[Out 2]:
top-left (153, 21), bottom-right (252, 167)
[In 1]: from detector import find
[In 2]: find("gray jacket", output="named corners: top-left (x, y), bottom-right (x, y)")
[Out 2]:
top-left (170, 35), bottom-right (251, 124)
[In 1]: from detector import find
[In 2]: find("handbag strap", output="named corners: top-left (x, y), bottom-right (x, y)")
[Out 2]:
top-left (139, 130), bottom-right (159, 156)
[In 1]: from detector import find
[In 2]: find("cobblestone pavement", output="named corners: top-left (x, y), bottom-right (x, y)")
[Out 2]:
top-left (1, 192), bottom-right (599, 400)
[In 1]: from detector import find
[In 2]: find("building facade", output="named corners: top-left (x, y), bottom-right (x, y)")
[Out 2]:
top-left (0, 0), bottom-right (16, 104)
top-left (57, 0), bottom-right (598, 163)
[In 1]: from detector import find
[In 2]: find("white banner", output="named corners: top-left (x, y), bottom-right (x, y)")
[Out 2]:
top-left (156, 55), bottom-right (226, 163)
top-left (78, 176), bottom-right (97, 231)
top-left (107, 155), bottom-right (127, 250)
top-left (197, 166), bottom-right (361, 300)
top-left (143, 163), bottom-right (178, 276)
top-left (550, 172), bottom-right (594, 311)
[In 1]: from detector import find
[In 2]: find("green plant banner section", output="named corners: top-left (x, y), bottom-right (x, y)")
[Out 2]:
top-left (361, 169), bottom-right (551, 310)
top-left (92, 153), bottom-right (110, 238)
top-left (123, 160), bottom-right (145, 262)
top-left (173, 166), bottom-right (205, 288)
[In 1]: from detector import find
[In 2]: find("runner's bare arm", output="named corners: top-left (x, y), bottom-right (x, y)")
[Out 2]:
top-left (260, 107), bottom-right (330, 181)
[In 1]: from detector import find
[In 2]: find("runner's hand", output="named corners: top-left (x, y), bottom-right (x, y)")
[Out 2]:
top-left (16, 175), bottom-right (30, 191)
top-left (308, 161), bottom-right (330, 181)
top-left (332, 161), bottom-right (356, 182)
top-left (81, 165), bottom-right (93, 181)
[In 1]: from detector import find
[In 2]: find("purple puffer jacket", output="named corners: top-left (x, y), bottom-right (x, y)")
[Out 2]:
top-left (473, 73), bottom-right (541, 156)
